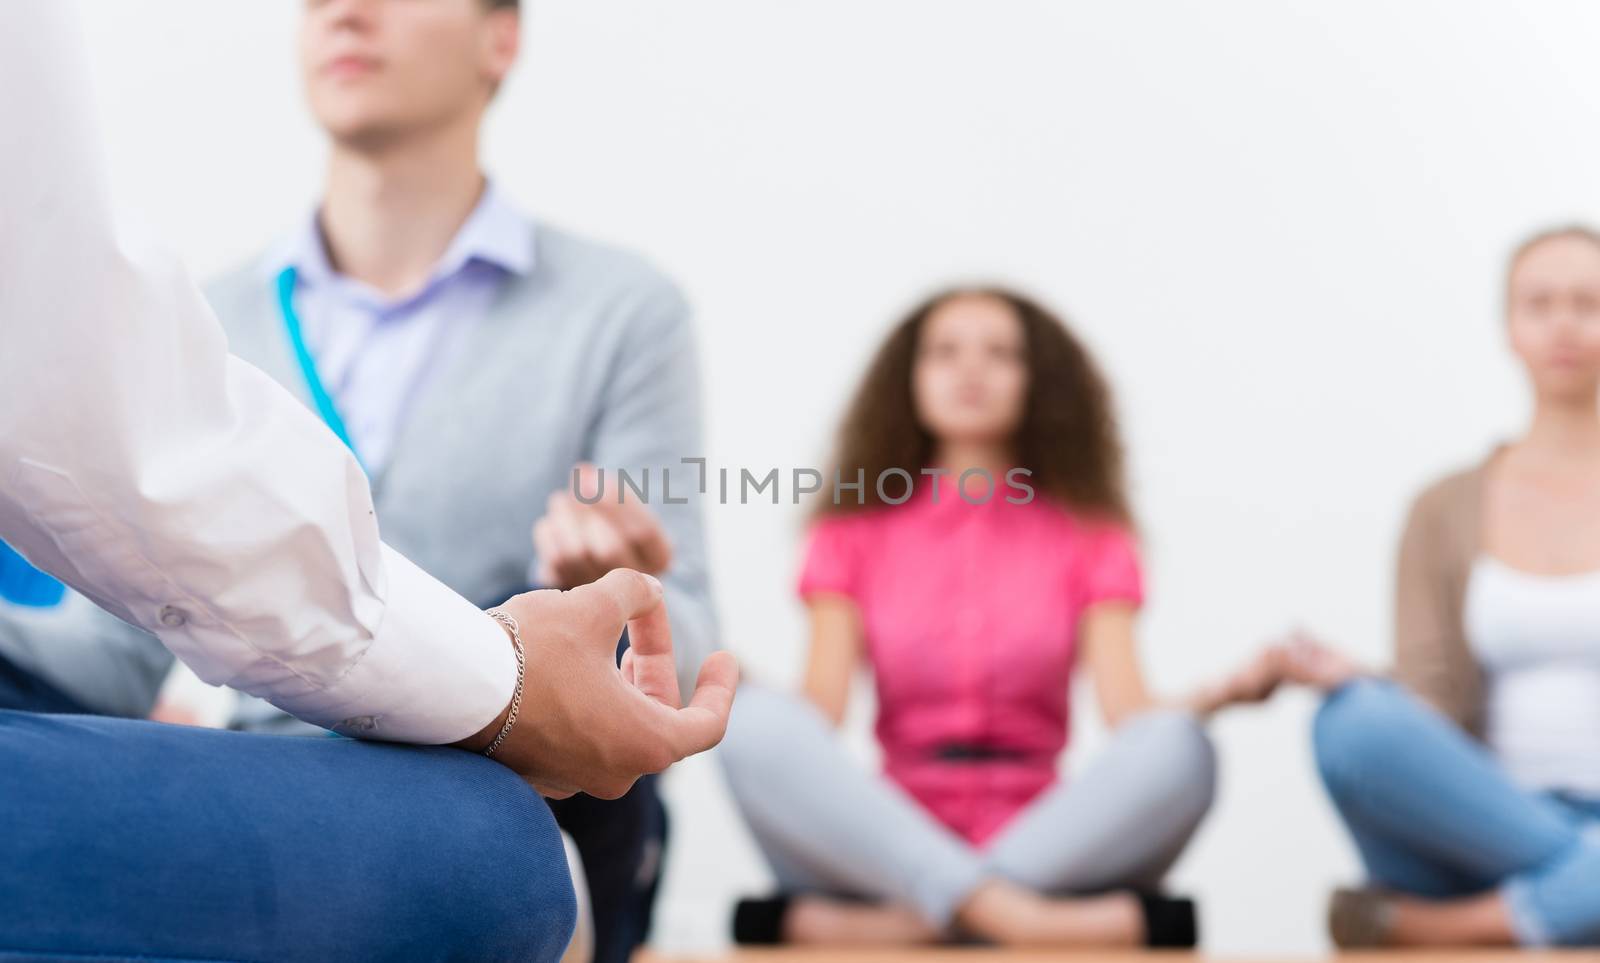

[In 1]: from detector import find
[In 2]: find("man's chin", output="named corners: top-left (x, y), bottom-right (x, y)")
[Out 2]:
top-left (308, 99), bottom-right (408, 147)
top-left (321, 116), bottom-right (413, 154)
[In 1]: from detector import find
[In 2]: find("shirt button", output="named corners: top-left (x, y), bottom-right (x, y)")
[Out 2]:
top-left (158, 605), bottom-right (187, 628)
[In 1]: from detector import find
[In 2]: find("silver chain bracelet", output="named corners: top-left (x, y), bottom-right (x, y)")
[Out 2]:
top-left (482, 608), bottom-right (525, 758)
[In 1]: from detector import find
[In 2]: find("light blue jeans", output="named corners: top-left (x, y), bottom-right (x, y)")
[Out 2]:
top-left (1314, 678), bottom-right (1600, 946)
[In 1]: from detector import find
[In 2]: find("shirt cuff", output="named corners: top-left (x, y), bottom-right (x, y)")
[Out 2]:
top-left (284, 547), bottom-right (517, 744)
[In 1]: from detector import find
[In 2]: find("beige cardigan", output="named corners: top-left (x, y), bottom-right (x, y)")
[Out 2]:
top-left (1392, 454), bottom-right (1493, 739)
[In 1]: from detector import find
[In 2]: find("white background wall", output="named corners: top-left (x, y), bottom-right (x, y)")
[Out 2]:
top-left (77, 1), bottom-right (1600, 954)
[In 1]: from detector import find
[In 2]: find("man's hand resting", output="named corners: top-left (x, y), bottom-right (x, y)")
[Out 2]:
top-left (455, 568), bottom-right (738, 799)
top-left (532, 463), bottom-right (673, 590)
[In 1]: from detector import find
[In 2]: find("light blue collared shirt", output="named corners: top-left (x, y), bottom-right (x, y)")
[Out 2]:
top-left (272, 183), bottom-right (535, 474)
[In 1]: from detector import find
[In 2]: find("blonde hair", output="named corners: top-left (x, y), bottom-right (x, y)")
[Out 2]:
top-left (1506, 224), bottom-right (1600, 307)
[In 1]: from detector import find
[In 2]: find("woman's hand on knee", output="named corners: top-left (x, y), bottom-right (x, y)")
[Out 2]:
top-left (1278, 628), bottom-right (1369, 692)
top-left (1188, 643), bottom-right (1291, 716)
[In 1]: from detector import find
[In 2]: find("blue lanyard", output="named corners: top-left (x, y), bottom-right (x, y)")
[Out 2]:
top-left (0, 539), bottom-right (64, 608)
top-left (274, 266), bottom-right (366, 472)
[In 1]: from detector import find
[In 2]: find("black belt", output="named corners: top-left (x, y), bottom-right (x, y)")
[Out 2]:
top-left (931, 742), bottom-right (1033, 762)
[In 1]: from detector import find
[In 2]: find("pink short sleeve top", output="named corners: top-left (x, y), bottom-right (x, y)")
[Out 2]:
top-left (798, 481), bottom-right (1143, 845)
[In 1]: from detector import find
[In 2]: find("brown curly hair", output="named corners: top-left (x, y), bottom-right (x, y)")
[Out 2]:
top-left (815, 286), bottom-right (1130, 524)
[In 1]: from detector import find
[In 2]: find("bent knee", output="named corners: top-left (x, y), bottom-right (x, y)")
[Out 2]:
top-left (431, 764), bottom-right (578, 961)
top-left (1122, 708), bottom-right (1218, 814)
top-left (1312, 678), bottom-right (1412, 793)
top-left (717, 683), bottom-right (815, 776)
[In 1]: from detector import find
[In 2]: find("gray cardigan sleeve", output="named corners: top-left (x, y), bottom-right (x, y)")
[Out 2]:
top-left (0, 595), bottom-right (173, 718)
top-left (584, 278), bottom-right (721, 698)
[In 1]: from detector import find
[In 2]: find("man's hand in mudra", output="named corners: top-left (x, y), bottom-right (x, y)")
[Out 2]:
top-left (533, 463), bottom-right (673, 590)
top-left (457, 568), bottom-right (737, 799)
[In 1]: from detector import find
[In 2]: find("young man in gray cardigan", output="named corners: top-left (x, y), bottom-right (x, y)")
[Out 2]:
top-left (0, 1), bottom-right (717, 959)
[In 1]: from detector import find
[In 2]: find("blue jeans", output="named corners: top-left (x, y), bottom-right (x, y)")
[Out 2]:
top-left (1314, 678), bottom-right (1600, 946)
top-left (0, 704), bottom-right (576, 961)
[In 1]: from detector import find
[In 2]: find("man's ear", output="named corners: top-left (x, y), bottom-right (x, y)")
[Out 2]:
top-left (483, 9), bottom-right (520, 95)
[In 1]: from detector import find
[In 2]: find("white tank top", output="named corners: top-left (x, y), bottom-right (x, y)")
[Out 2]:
top-left (1464, 555), bottom-right (1600, 797)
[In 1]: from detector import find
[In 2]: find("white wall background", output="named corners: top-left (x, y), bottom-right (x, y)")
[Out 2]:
top-left (76, 1), bottom-right (1600, 955)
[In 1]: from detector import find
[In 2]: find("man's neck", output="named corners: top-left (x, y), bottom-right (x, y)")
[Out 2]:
top-left (320, 118), bottom-right (486, 299)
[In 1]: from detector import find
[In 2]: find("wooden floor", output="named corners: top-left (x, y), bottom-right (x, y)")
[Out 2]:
top-left (643, 950), bottom-right (1600, 963)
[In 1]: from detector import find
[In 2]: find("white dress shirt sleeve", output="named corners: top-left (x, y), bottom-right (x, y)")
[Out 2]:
top-left (0, 2), bottom-right (515, 744)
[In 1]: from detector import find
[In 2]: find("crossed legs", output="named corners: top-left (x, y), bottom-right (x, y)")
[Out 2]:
top-left (1313, 678), bottom-right (1600, 947)
top-left (717, 683), bottom-right (1215, 944)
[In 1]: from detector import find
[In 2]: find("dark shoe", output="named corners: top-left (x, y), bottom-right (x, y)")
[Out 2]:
top-left (1328, 886), bottom-right (1393, 948)
top-left (732, 895), bottom-right (791, 944)
top-left (1137, 892), bottom-right (1198, 948)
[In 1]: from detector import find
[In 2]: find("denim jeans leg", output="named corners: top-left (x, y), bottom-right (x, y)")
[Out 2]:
top-left (0, 710), bottom-right (576, 962)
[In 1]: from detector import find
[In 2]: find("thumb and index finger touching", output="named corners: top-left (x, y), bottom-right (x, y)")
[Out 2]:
top-left (567, 463), bottom-right (674, 572)
top-left (572, 567), bottom-right (740, 759)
